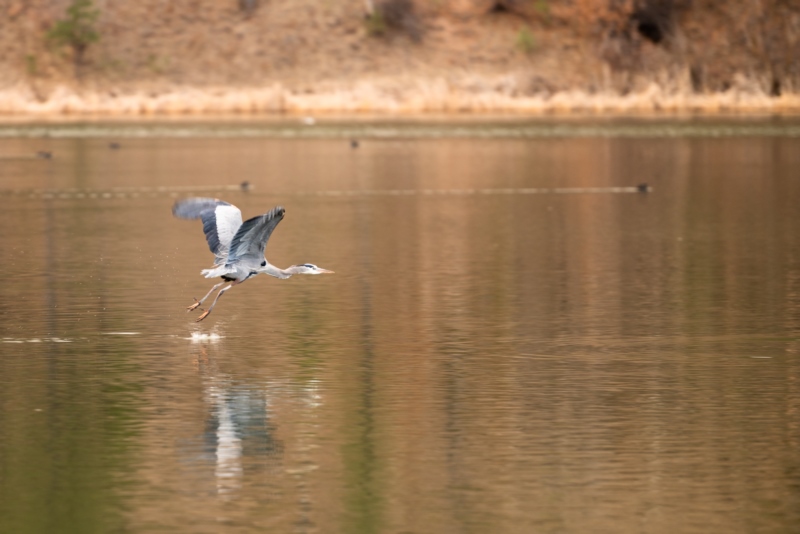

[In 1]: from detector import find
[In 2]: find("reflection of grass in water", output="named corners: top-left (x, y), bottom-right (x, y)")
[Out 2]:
top-left (0, 339), bottom-right (144, 533)
top-left (286, 294), bottom-right (327, 383)
top-left (340, 337), bottom-right (383, 534)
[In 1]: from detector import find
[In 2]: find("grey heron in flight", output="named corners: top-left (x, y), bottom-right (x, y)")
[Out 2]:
top-left (173, 198), bottom-right (333, 322)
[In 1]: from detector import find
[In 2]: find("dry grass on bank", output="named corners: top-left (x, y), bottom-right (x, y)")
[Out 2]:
top-left (2, 75), bottom-right (799, 116)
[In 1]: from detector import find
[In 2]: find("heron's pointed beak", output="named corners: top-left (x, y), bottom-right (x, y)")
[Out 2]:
top-left (318, 268), bottom-right (334, 274)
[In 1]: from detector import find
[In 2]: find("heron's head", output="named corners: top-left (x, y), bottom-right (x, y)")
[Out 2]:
top-left (290, 263), bottom-right (334, 275)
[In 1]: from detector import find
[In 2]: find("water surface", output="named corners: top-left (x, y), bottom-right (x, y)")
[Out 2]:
top-left (1, 119), bottom-right (799, 533)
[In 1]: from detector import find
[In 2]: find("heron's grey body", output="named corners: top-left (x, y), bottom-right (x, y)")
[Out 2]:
top-left (173, 198), bottom-right (333, 321)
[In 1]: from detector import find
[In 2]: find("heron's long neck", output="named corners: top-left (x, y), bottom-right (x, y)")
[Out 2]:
top-left (259, 262), bottom-right (293, 279)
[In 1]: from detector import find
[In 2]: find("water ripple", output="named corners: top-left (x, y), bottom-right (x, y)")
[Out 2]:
top-left (0, 120), bottom-right (799, 139)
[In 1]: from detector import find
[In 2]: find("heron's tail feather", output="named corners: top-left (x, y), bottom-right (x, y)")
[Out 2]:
top-left (201, 265), bottom-right (235, 279)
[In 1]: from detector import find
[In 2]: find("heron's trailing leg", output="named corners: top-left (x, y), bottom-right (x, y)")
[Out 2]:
top-left (187, 281), bottom-right (226, 311)
top-left (196, 282), bottom-right (237, 322)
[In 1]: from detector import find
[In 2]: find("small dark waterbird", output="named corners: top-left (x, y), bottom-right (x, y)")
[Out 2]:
top-left (173, 197), bottom-right (334, 322)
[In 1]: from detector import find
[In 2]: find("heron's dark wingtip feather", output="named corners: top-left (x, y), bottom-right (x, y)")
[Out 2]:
top-left (227, 205), bottom-right (286, 262)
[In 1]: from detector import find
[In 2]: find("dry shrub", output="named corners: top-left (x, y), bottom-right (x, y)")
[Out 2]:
top-left (548, 0), bottom-right (631, 34)
top-left (491, 0), bottom-right (552, 20)
top-left (675, 0), bottom-right (800, 94)
top-left (630, 0), bottom-right (679, 44)
top-left (543, 1), bottom-right (678, 80)
top-left (238, 0), bottom-right (258, 18)
top-left (440, 0), bottom-right (551, 21)
top-left (367, 0), bottom-right (423, 42)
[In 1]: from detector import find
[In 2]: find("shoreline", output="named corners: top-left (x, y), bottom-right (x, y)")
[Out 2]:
top-left (3, 81), bottom-right (800, 118)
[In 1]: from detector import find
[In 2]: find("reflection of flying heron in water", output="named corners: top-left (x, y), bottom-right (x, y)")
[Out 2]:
top-left (173, 198), bottom-right (334, 322)
top-left (191, 345), bottom-right (283, 498)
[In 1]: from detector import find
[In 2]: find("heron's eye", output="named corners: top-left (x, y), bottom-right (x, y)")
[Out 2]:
top-left (261, 261), bottom-right (266, 267)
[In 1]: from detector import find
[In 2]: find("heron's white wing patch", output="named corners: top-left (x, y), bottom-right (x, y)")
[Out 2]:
top-left (214, 204), bottom-right (243, 252)
top-left (173, 197), bottom-right (243, 257)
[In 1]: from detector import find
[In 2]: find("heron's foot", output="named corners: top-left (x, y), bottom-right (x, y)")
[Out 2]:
top-left (196, 309), bottom-right (211, 322)
top-left (186, 299), bottom-right (201, 312)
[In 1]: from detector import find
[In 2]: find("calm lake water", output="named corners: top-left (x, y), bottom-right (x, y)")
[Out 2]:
top-left (1, 118), bottom-right (800, 533)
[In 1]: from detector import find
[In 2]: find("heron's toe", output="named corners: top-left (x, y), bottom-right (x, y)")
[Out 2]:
top-left (196, 310), bottom-right (210, 322)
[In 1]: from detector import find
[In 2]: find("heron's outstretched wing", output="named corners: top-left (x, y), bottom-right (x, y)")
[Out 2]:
top-left (172, 198), bottom-right (243, 257)
top-left (228, 206), bottom-right (285, 263)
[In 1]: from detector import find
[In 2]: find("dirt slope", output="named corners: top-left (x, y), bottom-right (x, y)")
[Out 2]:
top-left (2, 0), bottom-right (799, 114)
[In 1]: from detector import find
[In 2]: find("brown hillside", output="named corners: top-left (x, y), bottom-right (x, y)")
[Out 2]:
top-left (1, 0), bottom-right (799, 113)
